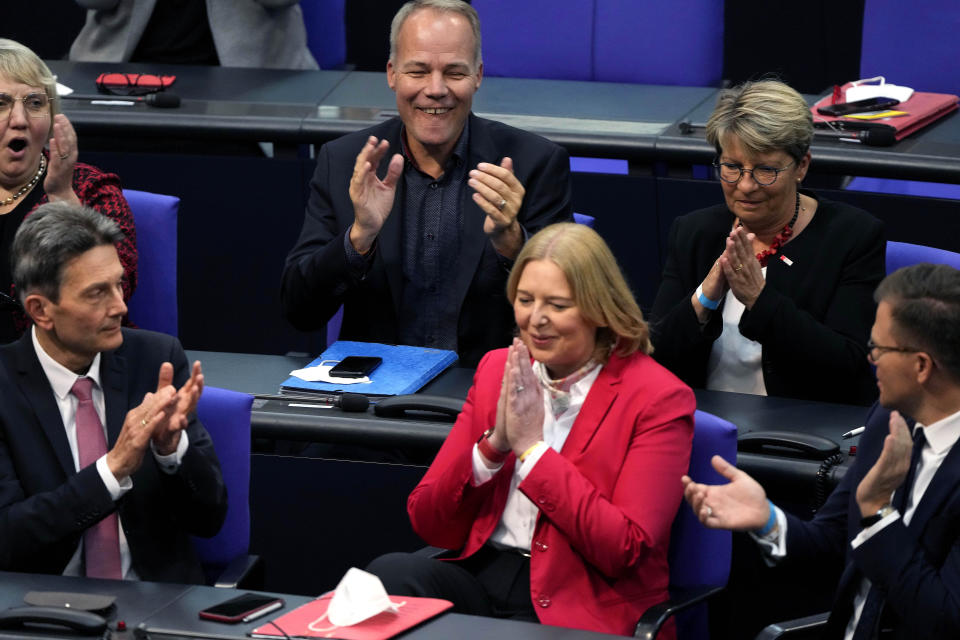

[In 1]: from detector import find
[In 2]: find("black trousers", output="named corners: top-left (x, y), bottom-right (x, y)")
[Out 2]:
top-left (366, 546), bottom-right (538, 623)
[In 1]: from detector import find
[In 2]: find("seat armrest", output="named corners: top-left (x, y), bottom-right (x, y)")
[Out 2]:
top-left (415, 546), bottom-right (454, 559)
top-left (634, 585), bottom-right (723, 639)
top-left (754, 612), bottom-right (830, 639)
top-left (214, 554), bottom-right (263, 589)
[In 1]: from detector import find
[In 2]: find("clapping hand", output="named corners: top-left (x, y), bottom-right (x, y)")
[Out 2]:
top-left (472, 158), bottom-right (526, 259)
top-left (150, 361), bottom-right (204, 456)
top-left (682, 455), bottom-right (770, 531)
top-left (856, 411), bottom-right (914, 517)
top-left (348, 136), bottom-right (404, 254)
top-left (720, 227), bottom-right (766, 309)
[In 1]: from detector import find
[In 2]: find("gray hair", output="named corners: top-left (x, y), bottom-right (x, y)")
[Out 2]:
top-left (12, 202), bottom-right (125, 304)
top-left (389, 0), bottom-right (482, 70)
top-left (875, 263), bottom-right (960, 382)
top-left (706, 80), bottom-right (813, 163)
top-left (0, 38), bottom-right (59, 119)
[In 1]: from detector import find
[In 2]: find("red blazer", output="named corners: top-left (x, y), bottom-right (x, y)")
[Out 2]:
top-left (407, 348), bottom-right (695, 636)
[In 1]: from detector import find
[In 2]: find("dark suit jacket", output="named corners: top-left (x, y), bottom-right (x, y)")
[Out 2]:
top-left (0, 329), bottom-right (227, 583)
top-left (649, 192), bottom-right (883, 405)
top-left (280, 114), bottom-right (573, 367)
top-left (785, 403), bottom-right (960, 639)
top-left (407, 348), bottom-right (694, 636)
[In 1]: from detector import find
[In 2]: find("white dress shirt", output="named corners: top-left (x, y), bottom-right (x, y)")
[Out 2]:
top-left (31, 327), bottom-right (188, 579)
top-left (754, 407), bottom-right (960, 640)
top-left (706, 267), bottom-right (768, 396)
top-left (470, 361), bottom-right (602, 551)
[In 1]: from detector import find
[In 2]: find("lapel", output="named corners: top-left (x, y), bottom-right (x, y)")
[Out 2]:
top-left (453, 115), bottom-right (496, 311)
top-left (904, 432), bottom-right (960, 535)
top-left (375, 120), bottom-right (406, 320)
top-left (98, 346), bottom-right (129, 447)
top-left (560, 354), bottom-right (624, 457)
top-left (11, 333), bottom-right (75, 476)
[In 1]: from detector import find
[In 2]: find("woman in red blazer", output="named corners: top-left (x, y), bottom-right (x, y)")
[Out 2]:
top-left (369, 223), bottom-right (694, 637)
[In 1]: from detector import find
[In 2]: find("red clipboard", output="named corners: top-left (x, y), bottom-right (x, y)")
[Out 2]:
top-left (812, 84), bottom-right (958, 141)
top-left (250, 595), bottom-right (453, 640)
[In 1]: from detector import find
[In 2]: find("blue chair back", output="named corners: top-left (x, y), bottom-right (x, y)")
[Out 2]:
top-left (860, 0), bottom-right (960, 97)
top-left (123, 189), bottom-right (179, 336)
top-left (886, 241), bottom-right (960, 275)
top-left (669, 409), bottom-right (737, 638)
top-left (473, 0), bottom-right (594, 80)
top-left (300, 0), bottom-right (347, 69)
top-left (572, 212), bottom-right (596, 228)
top-left (593, 0), bottom-right (724, 86)
top-left (192, 386), bottom-right (254, 581)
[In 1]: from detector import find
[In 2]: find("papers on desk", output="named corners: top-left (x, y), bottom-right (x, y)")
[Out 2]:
top-left (280, 341), bottom-right (458, 397)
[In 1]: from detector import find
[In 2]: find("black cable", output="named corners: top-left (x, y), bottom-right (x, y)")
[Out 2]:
top-left (814, 452), bottom-right (846, 513)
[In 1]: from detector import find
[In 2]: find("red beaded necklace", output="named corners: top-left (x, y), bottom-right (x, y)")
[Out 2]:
top-left (739, 192), bottom-right (801, 267)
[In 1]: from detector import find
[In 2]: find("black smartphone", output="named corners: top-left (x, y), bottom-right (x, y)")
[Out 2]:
top-left (198, 593), bottom-right (285, 624)
top-left (817, 96), bottom-right (900, 117)
top-left (329, 356), bottom-right (383, 378)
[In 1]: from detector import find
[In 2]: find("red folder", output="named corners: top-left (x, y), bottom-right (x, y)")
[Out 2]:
top-left (812, 87), bottom-right (958, 141)
top-left (250, 595), bottom-right (453, 640)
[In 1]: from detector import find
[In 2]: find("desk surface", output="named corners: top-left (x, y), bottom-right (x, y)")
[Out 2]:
top-left (0, 572), bottom-right (624, 640)
top-left (48, 61), bottom-right (960, 181)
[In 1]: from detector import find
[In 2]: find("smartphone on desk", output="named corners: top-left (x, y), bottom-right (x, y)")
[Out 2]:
top-left (817, 96), bottom-right (900, 117)
top-left (198, 593), bottom-right (285, 623)
top-left (329, 356), bottom-right (382, 378)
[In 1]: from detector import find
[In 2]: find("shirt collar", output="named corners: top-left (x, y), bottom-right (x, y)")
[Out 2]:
top-left (399, 118), bottom-right (470, 174)
top-left (31, 325), bottom-right (103, 400)
top-left (915, 407), bottom-right (960, 455)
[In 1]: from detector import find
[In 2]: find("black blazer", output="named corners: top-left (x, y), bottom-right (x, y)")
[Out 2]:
top-left (0, 329), bottom-right (227, 583)
top-left (786, 403), bottom-right (960, 638)
top-left (280, 114), bottom-right (573, 367)
top-left (649, 192), bottom-right (883, 405)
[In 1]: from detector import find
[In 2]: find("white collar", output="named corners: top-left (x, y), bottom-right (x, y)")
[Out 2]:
top-left (915, 407), bottom-right (960, 456)
top-left (31, 325), bottom-right (103, 400)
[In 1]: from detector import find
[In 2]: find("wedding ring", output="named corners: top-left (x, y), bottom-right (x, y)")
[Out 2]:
top-left (497, 198), bottom-right (507, 211)
top-left (735, 263), bottom-right (743, 273)
top-left (705, 506), bottom-right (713, 518)
top-left (58, 153), bottom-right (69, 160)
top-left (140, 418), bottom-right (148, 427)
top-left (515, 385), bottom-right (524, 393)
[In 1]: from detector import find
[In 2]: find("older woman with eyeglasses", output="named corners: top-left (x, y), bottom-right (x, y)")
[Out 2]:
top-left (0, 39), bottom-right (136, 343)
top-left (649, 80), bottom-right (884, 405)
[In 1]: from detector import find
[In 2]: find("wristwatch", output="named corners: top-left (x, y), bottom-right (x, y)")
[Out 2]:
top-left (859, 504), bottom-right (896, 528)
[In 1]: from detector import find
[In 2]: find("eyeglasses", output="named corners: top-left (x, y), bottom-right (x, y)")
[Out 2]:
top-left (0, 92), bottom-right (50, 119)
top-left (95, 73), bottom-right (177, 97)
top-left (866, 338), bottom-right (920, 364)
top-left (713, 160), bottom-right (795, 186)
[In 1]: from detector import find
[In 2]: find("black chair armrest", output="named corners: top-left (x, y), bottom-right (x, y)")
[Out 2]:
top-left (214, 554), bottom-right (263, 589)
top-left (634, 585), bottom-right (723, 639)
top-left (754, 612), bottom-right (830, 639)
top-left (415, 546), bottom-right (454, 559)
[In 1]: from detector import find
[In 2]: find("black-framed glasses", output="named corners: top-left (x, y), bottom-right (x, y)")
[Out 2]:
top-left (0, 92), bottom-right (50, 119)
top-left (713, 159), bottom-right (795, 186)
top-left (867, 338), bottom-right (920, 364)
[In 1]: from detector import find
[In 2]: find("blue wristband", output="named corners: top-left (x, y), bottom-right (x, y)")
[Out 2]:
top-left (696, 284), bottom-right (720, 310)
top-left (757, 500), bottom-right (777, 536)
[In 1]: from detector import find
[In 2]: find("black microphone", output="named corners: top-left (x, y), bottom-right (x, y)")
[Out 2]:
top-left (62, 92), bottom-right (182, 108)
top-left (813, 125), bottom-right (896, 147)
top-left (255, 391), bottom-right (370, 412)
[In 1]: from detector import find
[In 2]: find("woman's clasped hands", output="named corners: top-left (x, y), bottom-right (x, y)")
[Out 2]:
top-left (486, 338), bottom-right (545, 463)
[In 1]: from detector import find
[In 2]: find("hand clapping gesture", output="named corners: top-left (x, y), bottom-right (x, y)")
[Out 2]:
top-left (484, 339), bottom-right (544, 464)
top-left (471, 158), bottom-right (526, 259)
top-left (348, 136), bottom-right (404, 254)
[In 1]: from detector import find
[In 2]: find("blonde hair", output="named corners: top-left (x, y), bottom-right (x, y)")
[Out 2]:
top-left (0, 39), bottom-right (58, 121)
top-left (706, 79), bottom-right (812, 162)
top-left (506, 223), bottom-right (652, 361)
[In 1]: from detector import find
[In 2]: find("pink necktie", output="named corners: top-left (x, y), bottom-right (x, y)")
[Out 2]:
top-left (71, 377), bottom-right (122, 580)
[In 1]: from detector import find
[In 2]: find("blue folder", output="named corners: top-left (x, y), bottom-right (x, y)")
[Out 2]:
top-left (279, 341), bottom-right (459, 396)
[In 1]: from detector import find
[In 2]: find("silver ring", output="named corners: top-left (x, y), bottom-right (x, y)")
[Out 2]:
top-left (515, 385), bottom-right (524, 393)
top-left (705, 506), bottom-right (713, 518)
top-left (497, 198), bottom-right (507, 211)
top-left (58, 153), bottom-right (69, 160)
top-left (140, 418), bottom-right (148, 427)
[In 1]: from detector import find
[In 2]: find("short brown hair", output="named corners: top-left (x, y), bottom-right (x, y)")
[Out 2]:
top-left (506, 223), bottom-right (651, 362)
